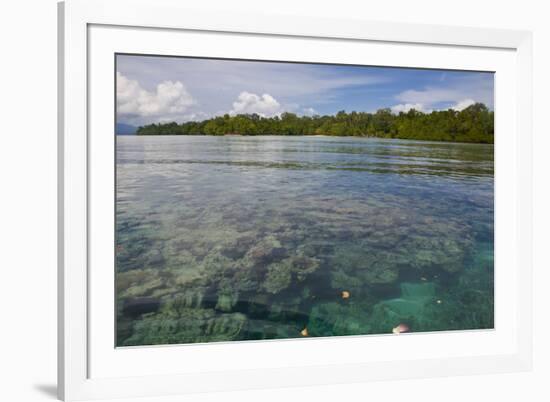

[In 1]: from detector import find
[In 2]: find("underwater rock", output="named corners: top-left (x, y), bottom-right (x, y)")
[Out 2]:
top-left (201, 252), bottom-right (236, 278)
top-left (329, 213), bottom-right (476, 290)
top-left (172, 261), bottom-right (204, 287)
top-left (117, 269), bottom-right (151, 293)
top-left (117, 269), bottom-right (165, 298)
top-left (330, 245), bottom-right (400, 290)
top-left (299, 241), bottom-right (334, 258)
top-left (262, 255), bottom-right (321, 294)
top-left (231, 261), bottom-right (262, 293)
top-left (263, 261), bottom-right (292, 294)
top-left (122, 308), bottom-right (247, 346)
top-left (115, 221), bottom-right (159, 272)
top-left (215, 288), bottom-right (239, 312)
top-left (291, 255), bottom-right (321, 281)
top-left (219, 233), bottom-right (257, 260)
top-left (245, 235), bottom-right (287, 265)
top-left (164, 238), bottom-right (199, 266)
top-left (145, 248), bottom-right (165, 267)
top-left (409, 236), bottom-right (472, 273)
top-left (331, 269), bottom-right (367, 293)
top-left (168, 289), bottom-right (206, 311)
top-left (401, 219), bottom-right (475, 275)
top-left (362, 258), bottom-right (400, 284)
top-left (205, 312), bottom-right (246, 337)
top-left (165, 237), bottom-right (195, 256)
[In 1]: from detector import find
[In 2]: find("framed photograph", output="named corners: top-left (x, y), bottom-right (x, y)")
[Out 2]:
top-left (58, 0), bottom-right (533, 400)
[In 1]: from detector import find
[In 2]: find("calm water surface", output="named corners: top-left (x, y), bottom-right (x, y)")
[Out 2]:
top-left (116, 136), bottom-right (494, 346)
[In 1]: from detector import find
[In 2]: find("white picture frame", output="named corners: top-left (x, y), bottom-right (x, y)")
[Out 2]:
top-left (58, 0), bottom-right (533, 400)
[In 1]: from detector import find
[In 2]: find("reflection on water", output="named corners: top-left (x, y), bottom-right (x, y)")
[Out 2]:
top-left (116, 136), bottom-right (494, 346)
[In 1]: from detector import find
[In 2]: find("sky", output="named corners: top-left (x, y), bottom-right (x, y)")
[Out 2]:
top-left (116, 54), bottom-right (494, 127)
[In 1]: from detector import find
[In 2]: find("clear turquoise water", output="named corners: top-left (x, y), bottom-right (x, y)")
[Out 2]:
top-left (116, 136), bottom-right (494, 346)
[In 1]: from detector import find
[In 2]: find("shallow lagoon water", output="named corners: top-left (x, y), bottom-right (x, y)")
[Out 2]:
top-left (116, 135), bottom-right (494, 346)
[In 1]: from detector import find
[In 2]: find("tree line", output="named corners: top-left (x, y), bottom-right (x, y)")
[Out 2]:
top-left (136, 103), bottom-right (494, 143)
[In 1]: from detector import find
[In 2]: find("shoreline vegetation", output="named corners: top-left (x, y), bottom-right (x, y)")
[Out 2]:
top-left (135, 103), bottom-right (494, 144)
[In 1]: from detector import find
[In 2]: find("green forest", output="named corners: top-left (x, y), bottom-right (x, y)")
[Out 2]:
top-left (136, 103), bottom-right (494, 143)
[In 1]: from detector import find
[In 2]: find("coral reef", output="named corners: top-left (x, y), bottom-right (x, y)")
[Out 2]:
top-left (115, 136), bottom-right (494, 345)
top-left (122, 308), bottom-right (247, 346)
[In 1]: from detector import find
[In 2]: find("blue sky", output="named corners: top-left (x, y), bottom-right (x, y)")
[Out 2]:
top-left (116, 54), bottom-right (494, 126)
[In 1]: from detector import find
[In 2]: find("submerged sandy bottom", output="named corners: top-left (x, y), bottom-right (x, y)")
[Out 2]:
top-left (115, 136), bottom-right (494, 346)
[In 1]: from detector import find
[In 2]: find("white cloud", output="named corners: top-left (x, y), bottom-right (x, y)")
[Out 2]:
top-left (302, 107), bottom-right (319, 116)
top-left (396, 88), bottom-right (462, 106)
top-left (116, 56), bottom-right (389, 119)
top-left (393, 74), bottom-right (493, 112)
top-left (390, 103), bottom-right (427, 114)
top-left (116, 72), bottom-right (195, 119)
top-left (450, 99), bottom-right (476, 111)
top-left (230, 92), bottom-right (282, 117)
top-left (391, 97), bottom-right (478, 114)
top-left (156, 111), bottom-right (209, 123)
top-left (116, 55), bottom-right (493, 126)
